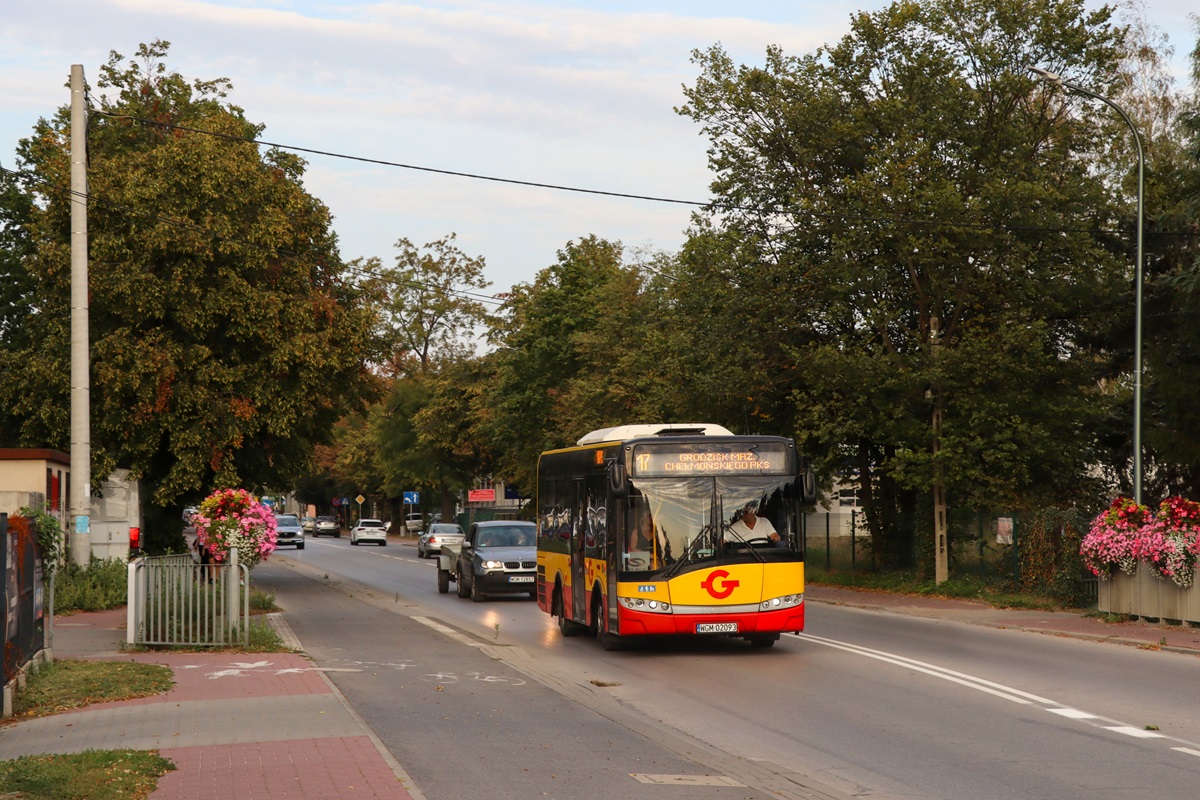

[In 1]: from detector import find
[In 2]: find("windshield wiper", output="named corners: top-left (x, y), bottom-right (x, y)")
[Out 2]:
top-left (659, 523), bottom-right (719, 580)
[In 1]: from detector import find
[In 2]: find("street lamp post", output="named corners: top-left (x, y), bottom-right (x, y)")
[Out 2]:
top-left (1031, 66), bottom-right (1144, 505)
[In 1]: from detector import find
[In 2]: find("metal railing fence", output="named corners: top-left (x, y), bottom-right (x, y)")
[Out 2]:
top-left (126, 550), bottom-right (250, 647)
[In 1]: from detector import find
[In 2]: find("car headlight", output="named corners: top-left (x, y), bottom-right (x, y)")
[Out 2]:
top-left (481, 560), bottom-right (505, 569)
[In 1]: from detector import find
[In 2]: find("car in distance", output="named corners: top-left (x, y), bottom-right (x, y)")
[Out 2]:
top-left (417, 522), bottom-right (464, 558)
top-left (405, 512), bottom-right (424, 533)
top-left (350, 518), bottom-right (388, 546)
top-left (454, 520), bottom-right (537, 602)
top-left (313, 516), bottom-right (340, 538)
top-left (301, 516), bottom-right (317, 535)
top-left (274, 513), bottom-right (305, 550)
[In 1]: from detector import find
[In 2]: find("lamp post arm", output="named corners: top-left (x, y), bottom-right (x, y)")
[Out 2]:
top-left (1031, 68), bottom-right (1145, 505)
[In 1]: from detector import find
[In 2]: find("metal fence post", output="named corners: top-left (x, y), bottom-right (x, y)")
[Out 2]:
top-left (825, 512), bottom-right (831, 572)
top-left (227, 547), bottom-right (239, 641)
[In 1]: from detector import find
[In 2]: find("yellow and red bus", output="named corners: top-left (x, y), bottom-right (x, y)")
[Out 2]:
top-left (536, 424), bottom-right (816, 649)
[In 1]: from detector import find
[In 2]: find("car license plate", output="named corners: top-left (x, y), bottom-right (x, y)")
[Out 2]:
top-left (509, 575), bottom-right (534, 583)
top-left (695, 622), bottom-right (738, 634)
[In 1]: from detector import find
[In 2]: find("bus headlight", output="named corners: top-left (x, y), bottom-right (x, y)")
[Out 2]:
top-left (620, 596), bottom-right (672, 614)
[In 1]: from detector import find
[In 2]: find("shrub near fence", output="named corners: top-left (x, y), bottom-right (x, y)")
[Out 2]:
top-left (804, 506), bottom-right (1095, 606)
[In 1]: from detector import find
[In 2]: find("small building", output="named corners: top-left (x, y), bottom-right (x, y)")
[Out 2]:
top-left (0, 449), bottom-right (141, 562)
top-left (0, 448), bottom-right (71, 533)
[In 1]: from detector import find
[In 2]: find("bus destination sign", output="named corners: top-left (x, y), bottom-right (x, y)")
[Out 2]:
top-left (629, 443), bottom-right (790, 477)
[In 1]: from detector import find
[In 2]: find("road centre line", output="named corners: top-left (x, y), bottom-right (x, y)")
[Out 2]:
top-left (793, 632), bottom-right (1200, 755)
top-left (793, 632), bottom-right (1052, 705)
top-left (1104, 726), bottom-right (1164, 739)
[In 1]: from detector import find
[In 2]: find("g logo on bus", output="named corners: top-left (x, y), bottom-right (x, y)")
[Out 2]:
top-left (700, 569), bottom-right (740, 599)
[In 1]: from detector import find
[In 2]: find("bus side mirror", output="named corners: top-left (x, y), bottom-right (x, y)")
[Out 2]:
top-left (802, 471), bottom-right (817, 505)
top-left (608, 463), bottom-right (626, 498)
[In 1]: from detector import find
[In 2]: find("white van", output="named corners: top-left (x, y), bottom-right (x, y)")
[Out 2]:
top-left (405, 512), bottom-right (424, 532)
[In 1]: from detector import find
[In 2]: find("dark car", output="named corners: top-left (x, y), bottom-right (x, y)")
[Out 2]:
top-left (313, 516), bottom-right (340, 538)
top-left (455, 521), bottom-right (537, 602)
top-left (274, 513), bottom-right (305, 550)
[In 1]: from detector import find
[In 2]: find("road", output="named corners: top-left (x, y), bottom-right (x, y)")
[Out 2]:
top-left (258, 534), bottom-right (1200, 800)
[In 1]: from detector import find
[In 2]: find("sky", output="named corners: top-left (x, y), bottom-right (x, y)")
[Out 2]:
top-left (1, 0), bottom-right (1197, 298)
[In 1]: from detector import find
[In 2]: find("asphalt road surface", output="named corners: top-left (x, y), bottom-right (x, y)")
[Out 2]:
top-left (255, 536), bottom-right (1200, 800)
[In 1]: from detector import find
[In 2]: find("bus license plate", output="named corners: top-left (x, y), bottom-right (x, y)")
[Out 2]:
top-left (696, 622), bottom-right (738, 634)
top-left (509, 576), bottom-right (534, 583)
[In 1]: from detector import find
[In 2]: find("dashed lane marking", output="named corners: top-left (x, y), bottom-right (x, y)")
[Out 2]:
top-left (1105, 726), bottom-right (1165, 739)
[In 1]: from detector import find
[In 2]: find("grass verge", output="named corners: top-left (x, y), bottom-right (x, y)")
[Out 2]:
top-left (10, 660), bottom-right (174, 720)
top-left (0, 749), bottom-right (174, 799)
top-left (809, 569), bottom-right (1071, 612)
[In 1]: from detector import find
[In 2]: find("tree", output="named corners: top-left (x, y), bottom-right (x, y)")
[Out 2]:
top-left (1138, 17), bottom-right (1200, 496)
top-left (0, 41), bottom-right (377, 550)
top-left (375, 234), bottom-right (493, 376)
top-left (482, 235), bottom-right (629, 491)
top-left (677, 0), bottom-right (1131, 565)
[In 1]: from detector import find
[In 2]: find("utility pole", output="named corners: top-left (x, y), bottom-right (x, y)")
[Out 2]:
top-left (931, 316), bottom-right (948, 584)
top-left (68, 64), bottom-right (91, 566)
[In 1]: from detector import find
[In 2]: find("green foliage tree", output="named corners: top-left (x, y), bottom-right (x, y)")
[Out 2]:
top-left (376, 234), bottom-right (493, 375)
top-left (1133, 19), bottom-right (1200, 497)
top-left (482, 235), bottom-right (631, 491)
top-left (0, 41), bottom-right (377, 551)
top-left (677, 0), bottom-right (1131, 564)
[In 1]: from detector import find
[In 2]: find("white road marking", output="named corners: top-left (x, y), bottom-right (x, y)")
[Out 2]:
top-left (1048, 708), bottom-right (1098, 719)
top-left (795, 632), bottom-right (1050, 705)
top-left (630, 774), bottom-right (744, 786)
top-left (791, 631), bottom-right (1200, 756)
top-left (1105, 726), bottom-right (1164, 739)
top-left (412, 615), bottom-right (487, 648)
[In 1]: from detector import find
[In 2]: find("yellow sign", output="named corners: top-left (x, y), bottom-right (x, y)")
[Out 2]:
top-left (355, 494), bottom-right (365, 504)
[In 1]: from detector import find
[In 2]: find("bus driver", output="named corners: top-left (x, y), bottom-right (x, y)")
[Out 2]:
top-left (727, 505), bottom-right (781, 545)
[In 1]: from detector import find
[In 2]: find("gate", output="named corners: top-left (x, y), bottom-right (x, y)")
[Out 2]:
top-left (126, 550), bottom-right (250, 647)
top-left (2, 513), bottom-right (46, 686)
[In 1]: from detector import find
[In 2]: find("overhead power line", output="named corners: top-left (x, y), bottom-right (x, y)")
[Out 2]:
top-left (88, 109), bottom-right (1189, 240)
top-left (0, 164), bottom-right (507, 308)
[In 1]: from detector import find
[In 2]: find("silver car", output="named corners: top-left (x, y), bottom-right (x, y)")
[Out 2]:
top-left (417, 522), bottom-right (464, 558)
top-left (274, 513), bottom-right (305, 550)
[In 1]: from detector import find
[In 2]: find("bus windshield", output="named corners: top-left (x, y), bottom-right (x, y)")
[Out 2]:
top-left (626, 475), bottom-right (797, 573)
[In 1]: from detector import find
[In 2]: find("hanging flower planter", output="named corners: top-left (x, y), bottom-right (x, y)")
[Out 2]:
top-left (192, 488), bottom-right (278, 569)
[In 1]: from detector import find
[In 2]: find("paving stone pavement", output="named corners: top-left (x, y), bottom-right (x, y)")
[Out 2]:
top-left (0, 608), bottom-right (423, 800)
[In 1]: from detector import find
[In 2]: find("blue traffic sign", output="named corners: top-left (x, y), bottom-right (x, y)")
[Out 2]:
top-left (403, 491), bottom-right (420, 505)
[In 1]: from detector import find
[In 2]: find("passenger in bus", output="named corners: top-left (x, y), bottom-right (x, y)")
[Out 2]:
top-left (727, 505), bottom-right (782, 545)
top-left (627, 509), bottom-right (665, 568)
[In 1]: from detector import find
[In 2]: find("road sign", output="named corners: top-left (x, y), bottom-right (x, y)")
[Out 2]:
top-left (355, 494), bottom-right (365, 505)
top-left (403, 491), bottom-right (419, 505)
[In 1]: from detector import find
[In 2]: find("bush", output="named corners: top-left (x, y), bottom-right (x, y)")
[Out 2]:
top-left (53, 558), bottom-right (129, 613)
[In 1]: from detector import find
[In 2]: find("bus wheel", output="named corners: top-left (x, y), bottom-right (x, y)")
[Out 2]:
top-left (594, 596), bottom-right (625, 651)
top-left (555, 590), bottom-right (584, 636)
top-left (748, 634), bottom-right (779, 649)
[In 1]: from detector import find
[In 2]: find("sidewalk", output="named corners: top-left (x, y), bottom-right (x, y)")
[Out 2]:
top-left (0, 605), bottom-right (423, 800)
top-left (1, 580), bottom-right (1197, 800)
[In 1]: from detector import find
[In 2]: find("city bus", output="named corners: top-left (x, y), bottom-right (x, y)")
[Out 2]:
top-left (536, 424), bottom-right (817, 649)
